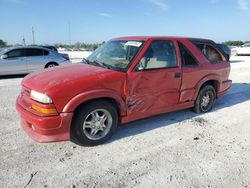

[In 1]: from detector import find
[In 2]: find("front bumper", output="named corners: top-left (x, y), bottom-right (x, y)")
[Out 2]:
top-left (16, 96), bottom-right (73, 143)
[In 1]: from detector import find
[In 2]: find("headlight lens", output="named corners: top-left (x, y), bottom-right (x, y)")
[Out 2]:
top-left (30, 90), bottom-right (53, 104)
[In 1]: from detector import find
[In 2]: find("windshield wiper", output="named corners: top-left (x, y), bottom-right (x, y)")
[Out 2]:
top-left (100, 62), bottom-right (112, 69)
top-left (85, 59), bottom-right (123, 71)
top-left (82, 59), bottom-right (103, 68)
top-left (82, 58), bottom-right (90, 64)
top-left (87, 60), bottom-right (111, 69)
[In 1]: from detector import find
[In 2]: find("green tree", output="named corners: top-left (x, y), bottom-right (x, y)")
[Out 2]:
top-left (224, 41), bottom-right (244, 46)
top-left (0, 39), bottom-right (7, 48)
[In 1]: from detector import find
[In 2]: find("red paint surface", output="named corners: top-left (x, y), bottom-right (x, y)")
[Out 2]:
top-left (16, 36), bottom-right (232, 142)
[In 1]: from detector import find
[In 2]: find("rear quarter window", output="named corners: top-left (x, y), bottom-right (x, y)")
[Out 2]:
top-left (192, 41), bottom-right (226, 63)
top-left (43, 50), bottom-right (49, 55)
top-left (26, 48), bottom-right (44, 56)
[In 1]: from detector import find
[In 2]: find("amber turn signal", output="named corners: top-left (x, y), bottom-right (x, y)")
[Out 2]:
top-left (31, 104), bottom-right (57, 115)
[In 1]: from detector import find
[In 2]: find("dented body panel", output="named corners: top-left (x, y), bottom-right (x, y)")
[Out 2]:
top-left (16, 36), bottom-right (232, 142)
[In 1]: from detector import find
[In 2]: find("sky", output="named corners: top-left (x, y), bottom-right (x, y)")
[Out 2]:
top-left (0, 0), bottom-right (250, 45)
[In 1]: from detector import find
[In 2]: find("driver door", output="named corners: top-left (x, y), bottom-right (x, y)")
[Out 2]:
top-left (126, 40), bottom-right (182, 118)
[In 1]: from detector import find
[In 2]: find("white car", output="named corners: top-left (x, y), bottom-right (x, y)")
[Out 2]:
top-left (231, 43), bottom-right (250, 56)
top-left (0, 46), bottom-right (71, 75)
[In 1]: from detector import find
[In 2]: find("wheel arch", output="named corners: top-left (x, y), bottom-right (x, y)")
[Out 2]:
top-left (62, 89), bottom-right (127, 117)
top-left (193, 75), bottom-right (220, 100)
top-left (45, 62), bottom-right (59, 68)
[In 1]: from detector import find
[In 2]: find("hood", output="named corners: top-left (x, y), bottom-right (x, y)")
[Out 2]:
top-left (22, 63), bottom-right (114, 93)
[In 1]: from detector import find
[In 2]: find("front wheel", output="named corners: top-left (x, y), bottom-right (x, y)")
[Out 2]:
top-left (194, 85), bottom-right (216, 113)
top-left (71, 101), bottom-right (118, 146)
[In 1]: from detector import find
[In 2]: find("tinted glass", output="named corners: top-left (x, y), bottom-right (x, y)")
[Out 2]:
top-left (193, 42), bottom-right (224, 62)
top-left (26, 48), bottom-right (44, 56)
top-left (6, 49), bottom-right (25, 58)
top-left (138, 40), bottom-right (177, 70)
top-left (205, 45), bottom-right (223, 62)
top-left (43, 50), bottom-right (49, 55)
top-left (178, 42), bottom-right (198, 66)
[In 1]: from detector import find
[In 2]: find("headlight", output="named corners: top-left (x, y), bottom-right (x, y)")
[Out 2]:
top-left (30, 90), bottom-right (53, 104)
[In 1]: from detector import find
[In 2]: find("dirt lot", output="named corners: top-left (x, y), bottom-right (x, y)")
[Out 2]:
top-left (0, 56), bottom-right (250, 188)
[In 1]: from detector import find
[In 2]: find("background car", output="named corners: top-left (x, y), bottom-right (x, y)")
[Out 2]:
top-left (29, 45), bottom-right (70, 61)
top-left (40, 45), bottom-right (70, 61)
top-left (0, 46), bottom-right (71, 75)
top-left (231, 43), bottom-right (250, 56)
top-left (217, 43), bottom-right (231, 61)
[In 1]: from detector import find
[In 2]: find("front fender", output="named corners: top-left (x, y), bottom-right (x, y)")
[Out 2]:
top-left (62, 89), bottom-right (127, 116)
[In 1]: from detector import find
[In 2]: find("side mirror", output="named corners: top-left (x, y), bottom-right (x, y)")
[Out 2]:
top-left (0, 54), bottom-right (8, 60)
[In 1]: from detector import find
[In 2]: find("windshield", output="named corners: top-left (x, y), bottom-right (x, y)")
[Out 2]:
top-left (242, 43), bottom-right (250, 47)
top-left (84, 40), bottom-right (144, 71)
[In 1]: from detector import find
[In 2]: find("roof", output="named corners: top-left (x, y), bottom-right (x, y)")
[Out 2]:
top-left (112, 36), bottom-right (213, 42)
top-left (1, 46), bottom-right (54, 52)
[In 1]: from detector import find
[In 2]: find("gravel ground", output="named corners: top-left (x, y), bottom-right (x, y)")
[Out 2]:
top-left (0, 56), bottom-right (250, 188)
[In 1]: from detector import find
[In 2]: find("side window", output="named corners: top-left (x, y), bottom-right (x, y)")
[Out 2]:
top-left (43, 50), bottom-right (49, 56)
top-left (26, 48), bottom-right (44, 57)
top-left (178, 42), bottom-right (198, 67)
top-left (6, 49), bottom-right (25, 58)
top-left (137, 40), bottom-right (177, 70)
top-left (205, 45), bottom-right (223, 62)
top-left (193, 42), bottom-right (225, 63)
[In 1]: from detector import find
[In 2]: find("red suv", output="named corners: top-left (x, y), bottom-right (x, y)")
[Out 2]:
top-left (16, 36), bottom-right (232, 146)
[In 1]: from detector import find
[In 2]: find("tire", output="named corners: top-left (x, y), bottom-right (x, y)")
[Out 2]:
top-left (71, 100), bottom-right (118, 146)
top-left (193, 85), bottom-right (216, 113)
top-left (45, 62), bottom-right (58, 68)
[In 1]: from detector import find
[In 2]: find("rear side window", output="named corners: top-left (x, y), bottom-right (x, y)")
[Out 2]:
top-left (137, 40), bottom-right (177, 70)
top-left (192, 42), bottom-right (225, 63)
top-left (6, 49), bottom-right (25, 58)
top-left (178, 42), bottom-right (198, 67)
top-left (26, 48), bottom-right (44, 56)
top-left (43, 50), bottom-right (49, 55)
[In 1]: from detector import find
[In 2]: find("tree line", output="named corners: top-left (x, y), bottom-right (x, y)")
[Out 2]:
top-left (0, 39), bottom-right (7, 48)
top-left (1, 39), bottom-right (250, 49)
top-left (0, 39), bottom-right (104, 50)
top-left (224, 41), bottom-right (250, 46)
top-left (54, 41), bottom-right (105, 51)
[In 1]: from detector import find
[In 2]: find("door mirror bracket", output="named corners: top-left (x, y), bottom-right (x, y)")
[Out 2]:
top-left (138, 66), bottom-right (144, 71)
top-left (137, 60), bottom-right (144, 71)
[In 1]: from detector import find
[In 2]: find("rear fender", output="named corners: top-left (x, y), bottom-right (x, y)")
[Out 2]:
top-left (192, 74), bottom-right (220, 100)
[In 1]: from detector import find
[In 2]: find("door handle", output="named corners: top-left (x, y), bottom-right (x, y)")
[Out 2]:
top-left (174, 73), bottom-right (182, 78)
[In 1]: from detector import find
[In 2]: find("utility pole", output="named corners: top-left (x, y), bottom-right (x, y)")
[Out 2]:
top-left (68, 22), bottom-right (71, 46)
top-left (32, 26), bottom-right (35, 44)
top-left (22, 36), bottom-right (26, 46)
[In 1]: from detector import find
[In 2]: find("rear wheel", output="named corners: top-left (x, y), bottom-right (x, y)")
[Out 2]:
top-left (45, 62), bottom-right (58, 68)
top-left (71, 101), bottom-right (118, 146)
top-left (194, 85), bottom-right (216, 113)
